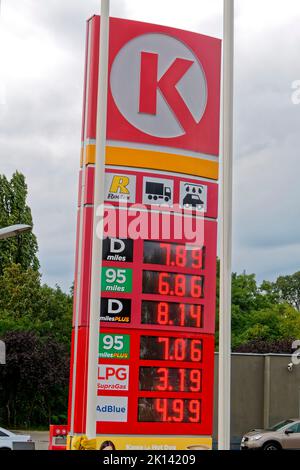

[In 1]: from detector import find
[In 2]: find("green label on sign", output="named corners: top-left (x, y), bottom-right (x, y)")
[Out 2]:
top-left (99, 333), bottom-right (130, 360)
top-left (101, 267), bottom-right (133, 293)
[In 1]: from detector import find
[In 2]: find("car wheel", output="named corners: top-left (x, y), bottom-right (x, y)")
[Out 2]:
top-left (0, 447), bottom-right (12, 450)
top-left (262, 442), bottom-right (281, 451)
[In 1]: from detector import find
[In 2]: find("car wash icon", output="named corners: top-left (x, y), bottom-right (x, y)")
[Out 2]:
top-left (143, 177), bottom-right (174, 206)
top-left (180, 182), bottom-right (207, 212)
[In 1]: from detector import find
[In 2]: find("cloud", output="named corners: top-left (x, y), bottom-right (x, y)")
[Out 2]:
top-left (232, 1), bottom-right (300, 281)
top-left (1, 0), bottom-right (300, 290)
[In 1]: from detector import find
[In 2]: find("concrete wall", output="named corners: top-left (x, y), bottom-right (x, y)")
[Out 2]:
top-left (213, 353), bottom-right (300, 442)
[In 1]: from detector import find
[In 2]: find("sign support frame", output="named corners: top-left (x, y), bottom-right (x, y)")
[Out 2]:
top-left (218, 0), bottom-right (234, 451)
top-left (86, 0), bottom-right (110, 439)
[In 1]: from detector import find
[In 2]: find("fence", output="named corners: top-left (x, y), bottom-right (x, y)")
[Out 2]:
top-left (213, 353), bottom-right (300, 443)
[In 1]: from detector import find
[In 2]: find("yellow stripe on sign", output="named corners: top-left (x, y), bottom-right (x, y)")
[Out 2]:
top-left (84, 145), bottom-right (219, 180)
top-left (85, 144), bottom-right (96, 165)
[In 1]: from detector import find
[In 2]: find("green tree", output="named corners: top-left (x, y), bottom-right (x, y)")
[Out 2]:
top-left (0, 172), bottom-right (39, 273)
top-left (232, 303), bottom-right (300, 347)
top-left (0, 331), bottom-right (69, 428)
top-left (0, 264), bottom-right (72, 347)
top-left (274, 272), bottom-right (300, 311)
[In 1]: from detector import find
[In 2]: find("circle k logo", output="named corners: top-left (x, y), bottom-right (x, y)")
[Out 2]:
top-left (107, 19), bottom-right (221, 155)
top-left (110, 33), bottom-right (207, 139)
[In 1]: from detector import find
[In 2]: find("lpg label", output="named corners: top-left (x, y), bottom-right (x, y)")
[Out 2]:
top-left (98, 365), bottom-right (129, 391)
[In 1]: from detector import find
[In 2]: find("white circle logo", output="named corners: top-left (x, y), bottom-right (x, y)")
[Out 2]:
top-left (110, 33), bottom-right (207, 139)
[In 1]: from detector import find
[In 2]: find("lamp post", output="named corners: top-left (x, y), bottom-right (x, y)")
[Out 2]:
top-left (0, 224), bottom-right (32, 241)
top-left (218, 0), bottom-right (234, 451)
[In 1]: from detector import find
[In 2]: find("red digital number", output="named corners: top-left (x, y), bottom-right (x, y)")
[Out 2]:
top-left (191, 249), bottom-right (203, 269)
top-left (191, 340), bottom-right (202, 362)
top-left (174, 274), bottom-right (186, 296)
top-left (154, 399), bottom-right (201, 423)
top-left (174, 338), bottom-right (186, 361)
top-left (155, 399), bottom-right (168, 422)
top-left (178, 369), bottom-right (185, 391)
top-left (190, 369), bottom-right (202, 392)
top-left (175, 246), bottom-right (186, 267)
top-left (158, 273), bottom-right (171, 295)
top-left (191, 276), bottom-right (202, 298)
top-left (178, 369), bottom-right (202, 392)
top-left (190, 305), bottom-right (202, 327)
top-left (179, 304), bottom-right (185, 326)
top-left (158, 337), bottom-right (170, 360)
top-left (156, 368), bottom-right (168, 391)
top-left (160, 244), bottom-right (171, 266)
top-left (172, 399), bottom-right (184, 422)
top-left (158, 337), bottom-right (202, 362)
top-left (157, 303), bottom-right (169, 325)
top-left (189, 400), bottom-right (201, 423)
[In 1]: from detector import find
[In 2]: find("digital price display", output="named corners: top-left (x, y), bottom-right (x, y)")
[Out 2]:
top-left (143, 241), bottom-right (205, 269)
top-left (143, 271), bottom-right (204, 298)
top-left (141, 301), bottom-right (203, 328)
top-left (140, 336), bottom-right (202, 362)
top-left (139, 367), bottom-right (202, 393)
top-left (138, 398), bottom-right (202, 423)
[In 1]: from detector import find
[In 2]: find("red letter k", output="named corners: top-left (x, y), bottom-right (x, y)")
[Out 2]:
top-left (139, 52), bottom-right (195, 132)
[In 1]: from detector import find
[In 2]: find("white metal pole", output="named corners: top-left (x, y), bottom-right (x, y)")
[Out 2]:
top-left (86, 0), bottom-right (110, 439)
top-left (218, 0), bottom-right (234, 451)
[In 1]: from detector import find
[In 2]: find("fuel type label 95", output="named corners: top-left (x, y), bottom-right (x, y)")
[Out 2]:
top-left (101, 267), bottom-right (133, 293)
top-left (99, 333), bottom-right (130, 360)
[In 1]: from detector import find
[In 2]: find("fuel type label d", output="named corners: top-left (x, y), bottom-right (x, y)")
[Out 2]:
top-left (103, 238), bottom-right (134, 263)
top-left (100, 298), bottom-right (131, 324)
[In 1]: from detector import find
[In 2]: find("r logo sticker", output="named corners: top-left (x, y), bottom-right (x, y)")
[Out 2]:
top-left (105, 173), bottom-right (136, 203)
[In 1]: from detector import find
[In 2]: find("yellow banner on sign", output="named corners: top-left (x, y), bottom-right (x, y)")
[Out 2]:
top-left (83, 144), bottom-right (219, 181)
top-left (68, 435), bottom-right (212, 451)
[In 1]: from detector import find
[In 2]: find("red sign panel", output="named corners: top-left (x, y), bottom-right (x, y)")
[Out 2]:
top-left (83, 17), bottom-right (221, 155)
top-left (68, 15), bottom-right (221, 441)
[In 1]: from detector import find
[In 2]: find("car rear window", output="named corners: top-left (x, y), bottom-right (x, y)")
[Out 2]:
top-left (0, 431), bottom-right (8, 437)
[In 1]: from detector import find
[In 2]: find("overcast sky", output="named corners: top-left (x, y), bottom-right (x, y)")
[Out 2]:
top-left (1, 0), bottom-right (300, 291)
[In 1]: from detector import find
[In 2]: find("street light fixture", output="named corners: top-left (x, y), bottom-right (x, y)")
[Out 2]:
top-left (0, 224), bottom-right (32, 241)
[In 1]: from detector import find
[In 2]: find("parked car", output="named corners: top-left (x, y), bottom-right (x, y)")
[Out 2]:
top-left (241, 419), bottom-right (300, 450)
top-left (0, 427), bottom-right (32, 450)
